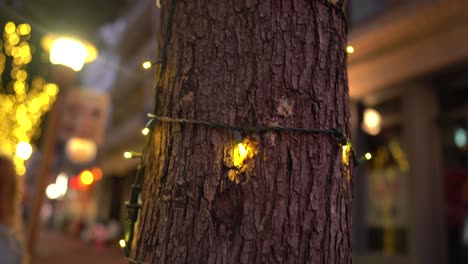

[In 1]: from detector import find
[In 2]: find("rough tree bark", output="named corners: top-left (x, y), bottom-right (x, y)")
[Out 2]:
top-left (135, 0), bottom-right (351, 263)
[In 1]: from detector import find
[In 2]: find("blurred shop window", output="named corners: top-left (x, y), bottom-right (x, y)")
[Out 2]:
top-left (364, 125), bottom-right (409, 255)
top-left (356, 96), bottom-right (410, 255)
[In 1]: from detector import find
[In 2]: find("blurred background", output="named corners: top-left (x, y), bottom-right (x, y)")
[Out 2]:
top-left (0, 0), bottom-right (467, 263)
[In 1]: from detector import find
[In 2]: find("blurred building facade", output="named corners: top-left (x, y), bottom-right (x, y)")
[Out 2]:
top-left (348, 0), bottom-right (468, 264)
top-left (95, 0), bottom-right (160, 228)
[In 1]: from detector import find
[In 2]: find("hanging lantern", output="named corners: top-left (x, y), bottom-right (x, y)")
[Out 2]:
top-left (65, 137), bottom-right (97, 164)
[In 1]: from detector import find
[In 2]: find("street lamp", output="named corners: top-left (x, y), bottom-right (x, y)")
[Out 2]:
top-left (41, 35), bottom-right (97, 71)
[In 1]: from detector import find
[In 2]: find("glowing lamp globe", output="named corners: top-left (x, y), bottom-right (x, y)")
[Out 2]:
top-left (65, 137), bottom-right (97, 164)
top-left (41, 35), bottom-right (97, 71)
top-left (362, 108), bottom-right (382, 136)
top-left (46, 184), bottom-right (61, 200)
top-left (16, 141), bottom-right (33, 160)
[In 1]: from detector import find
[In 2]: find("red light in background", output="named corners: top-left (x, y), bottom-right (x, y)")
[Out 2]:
top-left (91, 167), bottom-right (103, 181)
top-left (70, 177), bottom-right (79, 189)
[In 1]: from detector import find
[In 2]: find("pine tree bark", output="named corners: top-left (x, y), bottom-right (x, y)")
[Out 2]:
top-left (135, 0), bottom-right (351, 263)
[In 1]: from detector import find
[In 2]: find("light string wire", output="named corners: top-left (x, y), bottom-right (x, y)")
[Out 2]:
top-left (147, 114), bottom-right (360, 165)
top-left (123, 0), bottom-right (177, 263)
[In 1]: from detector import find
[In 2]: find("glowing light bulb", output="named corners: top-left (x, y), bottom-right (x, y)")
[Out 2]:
top-left (49, 37), bottom-right (88, 71)
top-left (46, 184), bottom-right (61, 200)
top-left (56, 173), bottom-right (68, 197)
top-left (233, 143), bottom-right (249, 167)
top-left (142, 61), bottom-right (152, 69)
top-left (238, 143), bottom-right (247, 157)
top-left (17, 24), bottom-right (31, 36)
top-left (4, 22), bottom-right (16, 34)
top-left (362, 108), bottom-right (382, 136)
top-left (16, 141), bottom-right (33, 160)
top-left (141, 127), bottom-right (150, 135)
top-left (80, 170), bottom-right (94, 185)
top-left (123, 151), bottom-right (141, 159)
top-left (124, 152), bottom-right (132, 159)
top-left (346, 45), bottom-right (354, 54)
top-left (119, 239), bottom-right (126, 248)
top-left (364, 152), bottom-right (372, 160)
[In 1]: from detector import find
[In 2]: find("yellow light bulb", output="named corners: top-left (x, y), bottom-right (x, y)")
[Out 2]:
top-left (17, 24), bottom-right (31, 36)
top-left (4, 22), bottom-right (16, 34)
top-left (44, 83), bottom-right (59, 96)
top-left (346, 45), bottom-right (354, 54)
top-left (364, 152), bottom-right (372, 160)
top-left (80, 170), bottom-right (94, 185)
top-left (16, 165), bottom-right (26, 176)
top-left (238, 143), bottom-right (247, 157)
top-left (233, 143), bottom-right (249, 167)
top-left (119, 239), bottom-right (126, 248)
top-left (142, 61), bottom-right (152, 69)
top-left (123, 152), bottom-right (132, 159)
top-left (141, 127), bottom-right (150, 135)
top-left (342, 144), bottom-right (350, 165)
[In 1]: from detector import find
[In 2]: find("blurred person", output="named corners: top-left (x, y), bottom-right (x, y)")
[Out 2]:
top-left (0, 155), bottom-right (24, 264)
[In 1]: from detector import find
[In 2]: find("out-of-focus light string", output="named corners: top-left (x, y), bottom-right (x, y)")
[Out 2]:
top-left (146, 113), bottom-right (366, 166)
top-left (122, 0), bottom-right (177, 263)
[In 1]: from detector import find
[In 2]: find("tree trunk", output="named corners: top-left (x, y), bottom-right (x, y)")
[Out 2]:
top-left (135, 0), bottom-right (351, 263)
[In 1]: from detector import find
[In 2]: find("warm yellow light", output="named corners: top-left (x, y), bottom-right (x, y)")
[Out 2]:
top-left (141, 127), bottom-right (150, 135)
top-left (238, 143), bottom-right (247, 157)
top-left (44, 83), bottom-right (59, 96)
top-left (16, 142), bottom-right (33, 160)
top-left (17, 24), bottom-right (31, 36)
top-left (4, 22), bottom-right (16, 34)
top-left (365, 152), bottom-right (372, 160)
top-left (142, 61), bottom-right (152, 69)
top-left (11, 46), bottom-right (21, 57)
top-left (119, 239), bottom-right (126, 248)
top-left (13, 81), bottom-right (25, 94)
top-left (8, 34), bottom-right (20, 46)
top-left (41, 35), bottom-right (97, 64)
top-left (346, 45), bottom-right (355, 54)
top-left (16, 165), bottom-right (26, 176)
top-left (362, 108), bottom-right (382, 136)
top-left (233, 143), bottom-right (249, 167)
top-left (91, 167), bottom-right (103, 181)
top-left (22, 54), bottom-right (32, 64)
top-left (80, 170), bottom-right (94, 185)
top-left (16, 70), bottom-right (27, 81)
top-left (46, 184), bottom-right (61, 200)
top-left (49, 38), bottom-right (88, 71)
top-left (124, 152), bottom-right (132, 159)
top-left (55, 173), bottom-right (68, 197)
top-left (342, 144), bottom-right (350, 163)
top-left (65, 137), bottom-right (97, 164)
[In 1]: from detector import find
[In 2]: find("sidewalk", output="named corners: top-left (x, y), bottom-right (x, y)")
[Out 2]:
top-left (32, 230), bottom-right (127, 264)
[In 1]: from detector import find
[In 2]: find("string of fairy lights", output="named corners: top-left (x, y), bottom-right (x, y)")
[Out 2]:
top-left (0, 21), bottom-right (60, 176)
top-left (118, 0), bottom-right (368, 262)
